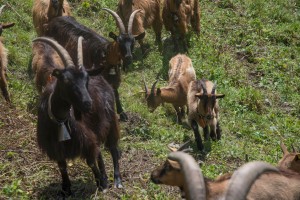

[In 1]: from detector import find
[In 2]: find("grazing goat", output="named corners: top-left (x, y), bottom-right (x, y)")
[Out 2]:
top-left (187, 79), bottom-right (225, 151)
top-left (144, 54), bottom-right (196, 123)
top-left (278, 141), bottom-right (300, 174)
top-left (32, 36), bottom-right (123, 196)
top-left (117, 0), bottom-right (163, 53)
top-left (44, 9), bottom-right (143, 121)
top-left (32, 0), bottom-right (71, 36)
top-left (151, 151), bottom-right (300, 200)
top-left (0, 5), bottom-right (15, 103)
top-left (162, 0), bottom-right (200, 52)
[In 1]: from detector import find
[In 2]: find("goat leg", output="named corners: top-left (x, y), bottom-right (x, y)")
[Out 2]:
top-left (86, 158), bottom-right (104, 192)
top-left (57, 160), bottom-right (72, 197)
top-left (174, 106), bottom-right (182, 124)
top-left (209, 124), bottom-right (217, 141)
top-left (191, 120), bottom-right (203, 151)
top-left (216, 121), bottom-right (222, 140)
top-left (110, 147), bottom-right (123, 188)
top-left (0, 72), bottom-right (10, 103)
top-left (97, 152), bottom-right (108, 191)
top-left (171, 29), bottom-right (179, 52)
top-left (203, 125), bottom-right (210, 140)
top-left (114, 88), bottom-right (128, 122)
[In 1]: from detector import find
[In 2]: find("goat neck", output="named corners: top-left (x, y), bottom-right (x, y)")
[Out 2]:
top-left (106, 42), bottom-right (122, 65)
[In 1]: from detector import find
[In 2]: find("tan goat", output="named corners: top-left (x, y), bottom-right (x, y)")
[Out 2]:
top-left (162, 0), bottom-right (200, 52)
top-left (144, 54), bottom-right (196, 123)
top-left (187, 79), bottom-right (224, 151)
top-left (151, 151), bottom-right (300, 200)
top-left (117, 0), bottom-right (163, 53)
top-left (0, 5), bottom-right (15, 103)
top-left (32, 0), bottom-right (71, 36)
top-left (278, 141), bottom-right (300, 174)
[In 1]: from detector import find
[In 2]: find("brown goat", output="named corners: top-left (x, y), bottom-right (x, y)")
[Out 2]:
top-left (278, 141), bottom-right (300, 174)
top-left (144, 54), bottom-right (196, 123)
top-left (117, 0), bottom-right (163, 53)
top-left (32, 37), bottom-right (122, 196)
top-left (0, 5), bottom-right (15, 103)
top-left (151, 152), bottom-right (300, 200)
top-left (32, 0), bottom-right (71, 36)
top-left (187, 79), bottom-right (224, 151)
top-left (162, 0), bottom-right (200, 52)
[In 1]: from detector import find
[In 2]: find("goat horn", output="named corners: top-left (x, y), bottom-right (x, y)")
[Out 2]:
top-left (177, 140), bottom-right (192, 151)
top-left (33, 37), bottom-right (75, 68)
top-left (102, 8), bottom-right (126, 34)
top-left (200, 80), bottom-right (207, 94)
top-left (143, 78), bottom-right (148, 94)
top-left (77, 36), bottom-right (84, 69)
top-left (291, 144), bottom-right (296, 153)
top-left (128, 9), bottom-right (142, 35)
top-left (224, 161), bottom-right (279, 200)
top-left (168, 152), bottom-right (206, 200)
top-left (211, 83), bottom-right (216, 95)
top-left (280, 140), bottom-right (289, 156)
top-left (0, 5), bottom-right (5, 16)
top-left (151, 80), bottom-right (159, 94)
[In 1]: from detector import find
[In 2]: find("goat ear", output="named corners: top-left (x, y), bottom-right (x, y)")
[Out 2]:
top-left (109, 32), bottom-right (118, 41)
top-left (216, 94), bottom-right (225, 99)
top-left (167, 159), bottom-right (181, 170)
top-left (135, 32), bottom-right (145, 40)
top-left (294, 154), bottom-right (300, 161)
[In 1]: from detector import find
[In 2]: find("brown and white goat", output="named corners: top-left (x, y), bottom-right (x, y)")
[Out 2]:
top-left (151, 151), bottom-right (300, 200)
top-left (144, 54), bottom-right (196, 123)
top-left (278, 141), bottom-right (300, 174)
top-left (0, 5), bottom-right (15, 103)
top-left (162, 0), bottom-right (200, 52)
top-left (187, 79), bottom-right (224, 151)
top-left (32, 0), bottom-right (71, 36)
top-left (44, 9), bottom-right (143, 121)
top-left (117, 0), bottom-right (163, 53)
top-left (32, 37), bottom-right (122, 196)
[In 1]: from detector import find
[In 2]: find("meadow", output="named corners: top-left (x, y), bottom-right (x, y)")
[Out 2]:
top-left (0, 0), bottom-right (299, 199)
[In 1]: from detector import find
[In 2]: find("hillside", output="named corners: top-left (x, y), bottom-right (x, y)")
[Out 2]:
top-left (0, 0), bottom-right (299, 199)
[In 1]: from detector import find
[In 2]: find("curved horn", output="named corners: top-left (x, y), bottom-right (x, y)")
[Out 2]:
top-left (211, 83), bottom-right (217, 95)
top-left (151, 80), bottom-right (159, 94)
top-left (128, 9), bottom-right (142, 35)
top-left (102, 8), bottom-right (126, 34)
top-left (77, 36), bottom-right (84, 69)
top-left (224, 161), bottom-right (279, 200)
top-left (280, 141), bottom-right (289, 156)
top-left (168, 152), bottom-right (206, 200)
top-left (143, 78), bottom-right (148, 94)
top-left (0, 5), bottom-right (5, 16)
top-left (33, 37), bottom-right (75, 68)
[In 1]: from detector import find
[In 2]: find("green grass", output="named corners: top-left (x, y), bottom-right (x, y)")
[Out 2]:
top-left (0, 0), bottom-right (299, 199)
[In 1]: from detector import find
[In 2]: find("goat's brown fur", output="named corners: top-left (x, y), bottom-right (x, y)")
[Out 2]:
top-left (32, 0), bottom-right (71, 36)
top-left (144, 54), bottom-right (196, 123)
top-left (0, 38), bottom-right (9, 102)
top-left (117, 0), bottom-right (163, 48)
top-left (278, 141), bottom-right (300, 174)
top-left (162, 0), bottom-right (200, 51)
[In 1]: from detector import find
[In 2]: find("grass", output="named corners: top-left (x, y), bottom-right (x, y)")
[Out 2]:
top-left (0, 0), bottom-right (299, 199)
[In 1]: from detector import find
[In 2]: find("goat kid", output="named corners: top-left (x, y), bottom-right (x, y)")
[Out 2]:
top-left (0, 5), bottom-right (15, 103)
top-left (162, 0), bottom-right (200, 52)
top-left (44, 8), bottom-right (143, 121)
top-left (117, 0), bottom-right (163, 53)
top-left (32, 36), bottom-right (122, 196)
top-left (144, 54), bottom-right (196, 123)
top-left (278, 140), bottom-right (300, 174)
top-left (32, 0), bottom-right (71, 36)
top-left (187, 79), bottom-right (224, 151)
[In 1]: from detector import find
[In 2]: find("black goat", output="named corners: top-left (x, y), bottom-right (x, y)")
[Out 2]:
top-left (44, 8), bottom-right (144, 121)
top-left (32, 36), bottom-right (123, 196)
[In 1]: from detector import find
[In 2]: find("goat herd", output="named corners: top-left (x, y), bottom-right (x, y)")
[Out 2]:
top-left (0, 0), bottom-right (299, 199)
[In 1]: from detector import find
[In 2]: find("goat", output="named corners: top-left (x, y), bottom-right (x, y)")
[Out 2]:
top-left (44, 8), bottom-right (144, 121)
top-left (187, 79), bottom-right (224, 151)
top-left (117, 0), bottom-right (163, 53)
top-left (144, 54), bottom-right (196, 123)
top-left (32, 36), bottom-right (123, 196)
top-left (162, 0), bottom-right (200, 52)
top-left (0, 5), bottom-right (15, 103)
top-left (32, 0), bottom-right (71, 36)
top-left (278, 140), bottom-right (300, 174)
top-left (151, 151), bottom-right (300, 200)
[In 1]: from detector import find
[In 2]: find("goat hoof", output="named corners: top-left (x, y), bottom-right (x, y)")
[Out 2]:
top-left (119, 112), bottom-right (128, 122)
top-left (114, 182), bottom-right (124, 189)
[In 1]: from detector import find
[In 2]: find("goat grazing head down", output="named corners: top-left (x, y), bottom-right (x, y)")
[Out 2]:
top-left (49, 0), bottom-right (66, 16)
top-left (103, 8), bottom-right (145, 67)
top-left (279, 141), bottom-right (300, 174)
top-left (144, 80), bottom-right (161, 112)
